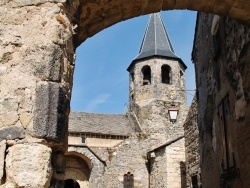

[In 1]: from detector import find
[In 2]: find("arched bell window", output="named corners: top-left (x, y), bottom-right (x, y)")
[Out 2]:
top-left (161, 65), bottom-right (171, 84)
top-left (142, 65), bottom-right (151, 85)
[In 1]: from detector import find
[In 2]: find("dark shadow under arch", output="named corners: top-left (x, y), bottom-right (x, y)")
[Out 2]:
top-left (64, 179), bottom-right (80, 188)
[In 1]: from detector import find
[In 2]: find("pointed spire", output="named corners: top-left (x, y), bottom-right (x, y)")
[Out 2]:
top-left (135, 13), bottom-right (178, 60)
top-left (127, 13), bottom-right (187, 71)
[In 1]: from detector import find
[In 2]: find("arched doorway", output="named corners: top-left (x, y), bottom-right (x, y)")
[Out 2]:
top-left (64, 153), bottom-right (91, 188)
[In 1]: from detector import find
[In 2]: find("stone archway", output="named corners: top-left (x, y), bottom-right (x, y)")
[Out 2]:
top-left (67, 147), bottom-right (106, 187)
top-left (76, 0), bottom-right (250, 45)
top-left (64, 152), bottom-right (91, 188)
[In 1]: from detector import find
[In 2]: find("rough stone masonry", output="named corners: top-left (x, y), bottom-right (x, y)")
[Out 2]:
top-left (0, 1), bottom-right (78, 187)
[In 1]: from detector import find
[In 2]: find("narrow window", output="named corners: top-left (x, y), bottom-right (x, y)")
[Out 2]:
top-left (191, 175), bottom-right (199, 188)
top-left (211, 15), bottom-right (221, 61)
top-left (180, 70), bottom-right (183, 78)
top-left (161, 65), bottom-right (171, 84)
top-left (131, 72), bottom-right (135, 82)
top-left (218, 94), bottom-right (235, 170)
top-left (142, 66), bottom-right (151, 85)
top-left (124, 172), bottom-right (134, 188)
top-left (180, 70), bottom-right (184, 87)
top-left (81, 137), bottom-right (86, 143)
top-left (180, 161), bottom-right (187, 188)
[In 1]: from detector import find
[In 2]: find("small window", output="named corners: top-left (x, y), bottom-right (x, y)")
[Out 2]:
top-left (161, 65), bottom-right (171, 84)
top-left (180, 70), bottom-right (183, 78)
top-left (142, 66), bottom-right (151, 85)
top-left (131, 72), bottom-right (135, 82)
top-left (81, 137), bottom-right (86, 143)
top-left (124, 172), bottom-right (134, 188)
top-left (191, 175), bottom-right (199, 188)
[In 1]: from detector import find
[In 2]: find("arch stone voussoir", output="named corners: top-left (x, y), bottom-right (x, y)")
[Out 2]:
top-left (67, 147), bottom-right (105, 187)
top-left (77, 0), bottom-right (250, 46)
top-left (64, 168), bottom-right (87, 181)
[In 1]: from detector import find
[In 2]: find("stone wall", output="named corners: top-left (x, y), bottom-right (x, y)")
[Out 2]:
top-left (184, 96), bottom-right (200, 187)
top-left (101, 136), bottom-right (185, 188)
top-left (68, 136), bottom-right (124, 148)
top-left (129, 57), bottom-right (188, 147)
top-left (165, 138), bottom-right (186, 188)
top-left (69, 133), bottom-right (187, 188)
top-left (149, 137), bottom-right (186, 188)
top-left (0, 1), bottom-right (79, 186)
top-left (129, 58), bottom-right (186, 107)
top-left (192, 13), bottom-right (250, 188)
top-left (103, 135), bottom-right (150, 188)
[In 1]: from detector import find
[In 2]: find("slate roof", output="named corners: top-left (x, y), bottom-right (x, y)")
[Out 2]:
top-left (127, 13), bottom-right (187, 71)
top-left (148, 135), bottom-right (184, 153)
top-left (69, 112), bottom-right (134, 136)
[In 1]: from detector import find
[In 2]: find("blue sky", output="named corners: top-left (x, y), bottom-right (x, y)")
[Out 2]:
top-left (71, 10), bottom-right (197, 114)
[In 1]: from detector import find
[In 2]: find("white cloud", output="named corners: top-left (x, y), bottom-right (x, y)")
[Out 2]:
top-left (84, 93), bottom-right (111, 112)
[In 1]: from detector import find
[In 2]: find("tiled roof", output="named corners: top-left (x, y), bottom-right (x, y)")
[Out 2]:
top-left (69, 112), bottom-right (135, 136)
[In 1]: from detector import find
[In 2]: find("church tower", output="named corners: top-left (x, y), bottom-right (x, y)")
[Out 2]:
top-left (127, 13), bottom-right (188, 144)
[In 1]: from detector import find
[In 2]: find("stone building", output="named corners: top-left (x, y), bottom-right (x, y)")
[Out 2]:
top-left (192, 13), bottom-right (250, 188)
top-left (184, 95), bottom-right (200, 188)
top-left (67, 13), bottom-right (189, 188)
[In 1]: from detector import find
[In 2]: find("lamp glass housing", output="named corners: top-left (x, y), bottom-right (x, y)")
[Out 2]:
top-left (168, 107), bottom-right (178, 122)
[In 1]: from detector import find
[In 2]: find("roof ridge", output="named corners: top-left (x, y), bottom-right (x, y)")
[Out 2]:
top-left (70, 111), bottom-right (126, 116)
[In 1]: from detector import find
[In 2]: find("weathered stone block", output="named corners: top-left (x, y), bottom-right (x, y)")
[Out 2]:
top-left (0, 66), bottom-right (7, 76)
top-left (20, 112), bottom-right (33, 128)
top-left (0, 98), bottom-right (18, 115)
top-left (0, 126), bottom-right (25, 142)
top-left (32, 81), bottom-right (69, 144)
top-left (5, 144), bottom-right (52, 188)
top-left (141, 0), bottom-right (163, 14)
top-left (0, 112), bottom-right (19, 128)
top-left (23, 44), bottom-right (63, 82)
top-left (9, 0), bottom-right (67, 7)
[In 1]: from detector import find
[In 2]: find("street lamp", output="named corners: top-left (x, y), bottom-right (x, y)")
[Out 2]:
top-left (168, 107), bottom-right (179, 123)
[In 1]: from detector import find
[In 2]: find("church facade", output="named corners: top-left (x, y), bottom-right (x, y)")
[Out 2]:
top-left (67, 13), bottom-right (189, 188)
